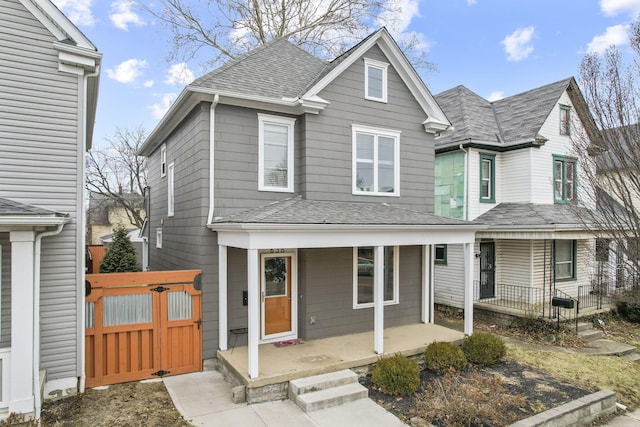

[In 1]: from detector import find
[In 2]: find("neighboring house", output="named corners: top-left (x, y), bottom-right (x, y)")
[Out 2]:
top-left (87, 192), bottom-right (145, 245)
top-left (0, 0), bottom-right (100, 418)
top-left (432, 78), bottom-right (604, 314)
top-left (139, 28), bottom-right (481, 380)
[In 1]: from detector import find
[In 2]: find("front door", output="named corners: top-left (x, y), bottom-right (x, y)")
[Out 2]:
top-left (479, 242), bottom-right (496, 299)
top-left (261, 253), bottom-right (295, 340)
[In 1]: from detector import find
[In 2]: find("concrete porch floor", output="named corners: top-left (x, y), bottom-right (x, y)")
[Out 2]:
top-left (217, 323), bottom-right (464, 389)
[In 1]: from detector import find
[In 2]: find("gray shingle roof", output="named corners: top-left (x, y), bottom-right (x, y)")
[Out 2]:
top-left (213, 196), bottom-right (476, 226)
top-left (191, 38), bottom-right (327, 100)
top-left (434, 78), bottom-right (574, 149)
top-left (475, 203), bottom-right (603, 229)
top-left (0, 197), bottom-right (67, 217)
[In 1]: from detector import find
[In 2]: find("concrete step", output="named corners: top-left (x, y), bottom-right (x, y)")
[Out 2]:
top-left (294, 382), bottom-right (368, 412)
top-left (576, 322), bottom-right (593, 333)
top-left (583, 339), bottom-right (638, 356)
top-left (621, 352), bottom-right (640, 363)
top-left (578, 329), bottom-right (604, 341)
top-left (289, 369), bottom-right (357, 397)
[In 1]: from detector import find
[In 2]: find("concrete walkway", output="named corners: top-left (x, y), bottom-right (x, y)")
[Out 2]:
top-left (163, 370), bottom-right (405, 427)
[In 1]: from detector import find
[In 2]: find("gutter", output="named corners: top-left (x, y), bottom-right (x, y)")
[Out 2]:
top-left (33, 223), bottom-right (65, 418)
top-left (207, 95), bottom-right (220, 224)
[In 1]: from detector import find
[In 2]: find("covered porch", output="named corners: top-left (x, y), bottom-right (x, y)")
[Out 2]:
top-left (217, 322), bottom-right (464, 389)
top-left (209, 197), bottom-right (483, 381)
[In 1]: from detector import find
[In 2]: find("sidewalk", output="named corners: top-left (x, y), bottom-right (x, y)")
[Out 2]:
top-left (163, 370), bottom-right (406, 427)
top-left (606, 409), bottom-right (640, 426)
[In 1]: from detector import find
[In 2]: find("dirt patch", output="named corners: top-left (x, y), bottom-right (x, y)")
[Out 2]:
top-left (362, 360), bottom-right (591, 427)
top-left (40, 380), bottom-right (191, 427)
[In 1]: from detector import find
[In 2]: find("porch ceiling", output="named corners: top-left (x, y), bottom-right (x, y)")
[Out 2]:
top-left (217, 323), bottom-right (464, 388)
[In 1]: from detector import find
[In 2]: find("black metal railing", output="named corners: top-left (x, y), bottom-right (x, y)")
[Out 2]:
top-left (552, 288), bottom-right (579, 332)
top-left (475, 282), bottom-right (550, 317)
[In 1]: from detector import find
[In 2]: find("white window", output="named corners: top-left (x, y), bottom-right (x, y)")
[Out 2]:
top-left (364, 58), bottom-right (388, 102)
top-left (353, 125), bottom-right (400, 196)
top-left (156, 229), bottom-right (163, 249)
top-left (258, 114), bottom-right (295, 192)
top-left (555, 240), bottom-right (576, 281)
top-left (167, 162), bottom-right (175, 217)
top-left (353, 246), bottom-right (399, 308)
top-left (160, 144), bottom-right (167, 178)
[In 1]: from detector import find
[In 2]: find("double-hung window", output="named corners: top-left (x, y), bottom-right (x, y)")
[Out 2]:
top-left (353, 246), bottom-right (399, 308)
top-left (364, 58), bottom-right (388, 102)
top-left (559, 105), bottom-right (571, 136)
top-left (479, 153), bottom-right (495, 203)
top-left (553, 155), bottom-right (576, 204)
top-left (160, 144), bottom-right (167, 177)
top-left (555, 240), bottom-right (576, 281)
top-left (353, 125), bottom-right (400, 196)
top-left (167, 162), bottom-right (175, 217)
top-left (258, 114), bottom-right (295, 192)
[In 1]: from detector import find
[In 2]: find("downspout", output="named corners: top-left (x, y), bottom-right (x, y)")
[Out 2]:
top-left (33, 223), bottom-right (65, 418)
top-left (207, 94), bottom-right (220, 224)
top-left (78, 64), bottom-right (100, 395)
top-left (459, 144), bottom-right (469, 220)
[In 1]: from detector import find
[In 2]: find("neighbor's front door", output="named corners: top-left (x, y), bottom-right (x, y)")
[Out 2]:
top-left (479, 242), bottom-right (496, 299)
top-left (261, 253), bottom-right (294, 339)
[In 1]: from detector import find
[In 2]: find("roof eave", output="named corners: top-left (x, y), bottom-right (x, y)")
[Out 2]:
top-left (207, 222), bottom-right (486, 231)
top-left (0, 215), bottom-right (71, 228)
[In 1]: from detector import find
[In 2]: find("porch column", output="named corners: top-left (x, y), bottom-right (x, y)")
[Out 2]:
top-left (463, 242), bottom-right (474, 335)
top-left (373, 245), bottom-right (384, 355)
top-left (218, 245), bottom-right (228, 351)
top-left (10, 231), bottom-right (36, 414)
top-left (247, 249), bottom-right (259, 378)
top-left (421, 245), bottom-right (430, 323)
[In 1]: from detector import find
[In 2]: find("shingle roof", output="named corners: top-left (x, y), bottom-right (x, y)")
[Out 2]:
top-left (0, 197), bottom-right (67, 217)
top-left (191, 38), bottom-right (327, 100)
top-left (213, 196), bottom-right (476, 226)
top-left (475, 203), bottom-right (603, 229)
top-left (434, 78), bottom-right (574, 149)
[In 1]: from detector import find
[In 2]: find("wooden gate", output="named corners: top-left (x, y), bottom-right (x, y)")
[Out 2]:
top-left (85, 270), bottom-right (202, 387)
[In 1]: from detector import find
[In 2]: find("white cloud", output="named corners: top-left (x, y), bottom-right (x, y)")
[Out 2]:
top-left (487, 91), bottom-right (505, 102)
top-left (109, 0), bottom-right (145, 31)
top-left (164, 63), bottom-right (196, 86)
top-left (143, 80), bottom-right (154, 88)
top-left (52, 0), bottom-right (95, 26)
top-left (106, 59), bottom-right (148, 84)
top-left (501, 26), bottom-right (535, 61)
top-left (587, 24), bottom-right (630, 53)
top-left (600, 0), bottom-right (640, 16)
top-left (467, 0), bottom-right (477, 5)
top-left (149, 93), bottom-right (177, 120)
top-left (377, 0), bottom-right (421, 33)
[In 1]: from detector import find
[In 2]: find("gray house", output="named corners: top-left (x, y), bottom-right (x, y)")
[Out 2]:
top-left (0, 0), bottom-right (100, 417)
top-left (140, 28), bottom-right (480, 380)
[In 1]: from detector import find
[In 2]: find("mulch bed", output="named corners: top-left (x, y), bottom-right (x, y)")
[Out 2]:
top-left (361, 360), bottom-right (591, 427)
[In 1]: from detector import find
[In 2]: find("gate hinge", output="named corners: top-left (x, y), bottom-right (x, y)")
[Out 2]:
top-left (152, 370), bottom-right (170, 377)
top-left (150, 286), bottom-right (169, 293)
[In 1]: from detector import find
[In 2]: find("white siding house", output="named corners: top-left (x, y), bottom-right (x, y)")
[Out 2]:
top-left (0, 0), bottom-right (100, 417)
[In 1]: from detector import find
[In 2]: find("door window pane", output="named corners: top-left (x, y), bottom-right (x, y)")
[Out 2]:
top-left (265, 257), bottom-right (288, 297)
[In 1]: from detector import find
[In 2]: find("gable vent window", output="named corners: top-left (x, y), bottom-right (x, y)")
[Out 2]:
top-left (560, 105), bottom-right (571, 136)
top-left (364, 58), bottom-right (388, 103)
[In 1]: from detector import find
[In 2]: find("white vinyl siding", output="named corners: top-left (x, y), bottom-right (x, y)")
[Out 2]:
top-left (364, 58), bottom-right (388, 102)
top-left (352, 125), bottom-right (400, 196)
top-left (1, 0), bottom-right (84, 380)
top-left (353, 246), bottom-right (399, 308)
top-left (496, 240), bottom-right (532, 287)
top-left (433, 244), bottom-right (466, 309)
top-left (258, 114), bottom-right (295, 192)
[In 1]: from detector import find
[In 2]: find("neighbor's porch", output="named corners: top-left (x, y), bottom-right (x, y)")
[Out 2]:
top-left (217, 322), bottom-right (464, 390)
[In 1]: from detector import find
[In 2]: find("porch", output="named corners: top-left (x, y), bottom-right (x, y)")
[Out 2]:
top-left (217, 323), bottom-right (464, 390)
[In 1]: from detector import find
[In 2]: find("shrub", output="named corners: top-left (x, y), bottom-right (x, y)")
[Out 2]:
top-left (423, 341), bottom-right (467, 374)
top-left (616, 291), bottom-right (640, 323)
top-left (462, 332), bottom-right (506, 365)
top-left (371, 353), bottom-right (420, 396)
top-left (99, 225), bottom-right (142, 273)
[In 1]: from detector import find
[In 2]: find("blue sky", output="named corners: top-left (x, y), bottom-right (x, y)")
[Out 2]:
top-left (52, 0), bottom-right (640, 147)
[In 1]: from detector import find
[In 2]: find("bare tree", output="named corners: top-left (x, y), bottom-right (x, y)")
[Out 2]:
top-left (574, 19), bottom-right (640, 289)
top-left (144, 0), bottom-right (433, 71)
top-left (86, 126), bottom-right (148, 229)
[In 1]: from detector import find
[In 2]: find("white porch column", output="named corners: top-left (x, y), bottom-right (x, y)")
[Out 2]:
top-left (373, 245), bottom-right (384, 355)
top-left (218, 245), bottom-right (228, 351)
top-left (463, 243), bottom-right (474, 335)
top-left (10, 231), bottom-right (36, 414)
top-left (247, 249), bottom-right (259, 378)
top-left (421, 245), bottom-right (431, 323)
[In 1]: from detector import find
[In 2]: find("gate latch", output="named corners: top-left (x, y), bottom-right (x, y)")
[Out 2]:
top-left (152, 370), bottom-right (171, 377)
top-left (195, 319), bottom-right (202, 330)
top-left (150, 286), bottom-right (169, 293)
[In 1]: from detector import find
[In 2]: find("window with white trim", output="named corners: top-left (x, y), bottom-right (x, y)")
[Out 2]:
top-left (160, 144), bottom-right (167, 178)
top-left (156, 229), bottom-right (163, 249)
top-left (353, 246), bottom-right (399, 308)
top-left (167, 162), bottom-right (175, 217)
top-left (353, 125), bottom-right (400, 196)
top-left (555, 240), bottom-right (576, 281)
top-left (364, 58), bottom-right (388, 102)
top-left (258, 114), bottom-right (295, 192)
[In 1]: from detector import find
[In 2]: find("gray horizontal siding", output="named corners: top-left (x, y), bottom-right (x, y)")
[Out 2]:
top-left (1, 0), bottom-right (83, 380)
